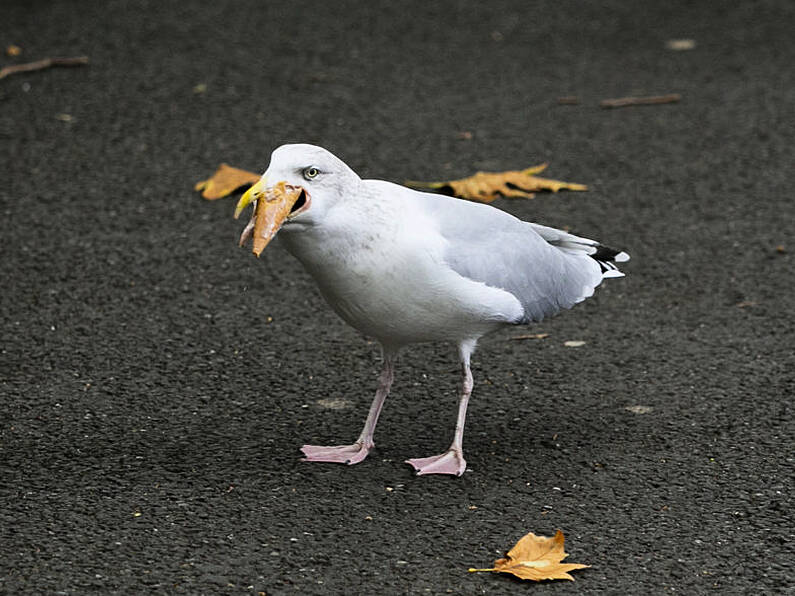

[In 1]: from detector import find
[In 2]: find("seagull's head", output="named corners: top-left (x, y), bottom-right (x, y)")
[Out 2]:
top-left (234, 144), bottom-right (359, 254)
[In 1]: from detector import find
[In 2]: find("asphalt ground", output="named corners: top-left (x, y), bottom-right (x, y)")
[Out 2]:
top-left (1, 1), bottom-right (793, 594)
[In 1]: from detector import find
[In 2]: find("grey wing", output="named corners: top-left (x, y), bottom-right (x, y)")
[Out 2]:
top-left (419, 194), bottom-right (614, 323)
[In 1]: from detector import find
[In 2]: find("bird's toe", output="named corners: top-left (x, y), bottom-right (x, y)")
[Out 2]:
top-left (300, 442), bottom-right (371, 465)
top-left (405, 449), bottom-right (466, 476)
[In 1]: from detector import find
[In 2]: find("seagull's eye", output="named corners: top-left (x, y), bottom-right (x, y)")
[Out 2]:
top-left (303, 167), bottom-right (319, 180)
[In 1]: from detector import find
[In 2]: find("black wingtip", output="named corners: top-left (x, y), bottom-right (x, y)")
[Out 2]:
top-left (591, 244), bottom-right (630, 274)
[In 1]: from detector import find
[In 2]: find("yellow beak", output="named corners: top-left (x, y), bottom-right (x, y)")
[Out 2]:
top-left (234, 177), bottom-right (304, 257)
top-left (234, 178), bottom-right (266, 219)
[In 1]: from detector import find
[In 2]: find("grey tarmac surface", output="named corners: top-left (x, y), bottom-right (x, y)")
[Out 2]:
top-left (1, 1), bottom-right (793, 594)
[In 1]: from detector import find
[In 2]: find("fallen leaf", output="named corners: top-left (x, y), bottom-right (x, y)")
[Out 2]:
top-left (510, 333), bottom-right (549, 341)
top-left (239, 181), bottom-right (302, 256)
top-left (405, 164), bottom-right (587, 202)
top-left (195, 163), bottom-right (260, 200)
top-left (193, 82), bottom-right (207, 94)
top-left (563, 340), bottom-right (586, 347)
top-left (469, 530), bottom-right (589, 581)
top-left (600, 94), bottom-right (681, 109)
top-left (775, 245), bottom-right (785, 254)
top-left (557, 96), bottom-right (580, 105)
top-left (6, 44), bottom-right (22, 57)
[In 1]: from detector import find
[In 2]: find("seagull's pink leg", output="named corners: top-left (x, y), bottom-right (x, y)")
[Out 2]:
top-left (301, 352), bottom-right (396, 465)
top-left (406, 341), bottom-right (475, 476)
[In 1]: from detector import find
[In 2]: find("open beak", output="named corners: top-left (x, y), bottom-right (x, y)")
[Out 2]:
top-left (234, 178), bottom-right (265, 219)
top-left (234, 177), bottom-right (307, 257)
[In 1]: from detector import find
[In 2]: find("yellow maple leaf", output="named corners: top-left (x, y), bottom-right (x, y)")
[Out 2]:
top-left (194, 163), bottom-right (260, 200)
top-left (405, 164), bottom-right (587, 202)
top-left (469, 530), bottom-right (589, 581)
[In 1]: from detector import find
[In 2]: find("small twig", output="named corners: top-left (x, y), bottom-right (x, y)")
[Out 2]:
top-left (600, 93), bottom-right (681, 108)
top-left (0, 56), bottom-right (89, 80)
top-left (509, 333), bottom-right (549, 341)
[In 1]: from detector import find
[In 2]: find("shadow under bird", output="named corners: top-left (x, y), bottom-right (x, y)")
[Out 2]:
top-left (234, 144), bottom-right (629, 476)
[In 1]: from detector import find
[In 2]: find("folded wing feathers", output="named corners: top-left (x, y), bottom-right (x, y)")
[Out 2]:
top-left (528, 223), bottom-right (630, 279)
top-left (411, 192), bottom-right (629, 325)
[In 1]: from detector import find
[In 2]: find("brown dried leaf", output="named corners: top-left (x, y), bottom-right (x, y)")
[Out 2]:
top-left (194, 163), bottom-right (260, 200)
top-left (249, 182), bottom-right (302, 256)
top-left (405, 165), bottom-right (587, 202)
top-left (469, 530), bottom-right (589, 582)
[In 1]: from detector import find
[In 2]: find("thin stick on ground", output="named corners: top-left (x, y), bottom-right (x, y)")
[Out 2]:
top-left (0, 56), bottom-right (89, 80)
top-left (600, 93), bottom-right (681, 108)
top-left (509, 333), bottom-right (549, 341)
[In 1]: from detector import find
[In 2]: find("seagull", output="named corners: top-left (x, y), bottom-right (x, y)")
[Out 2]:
top-left (235, 144), bottom-right (629, 476)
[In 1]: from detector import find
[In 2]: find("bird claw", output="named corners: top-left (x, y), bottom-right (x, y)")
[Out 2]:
top-left (300, 441), bottom-right (372, 465)
top-left (405, 449), bottom-right (467, 476)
